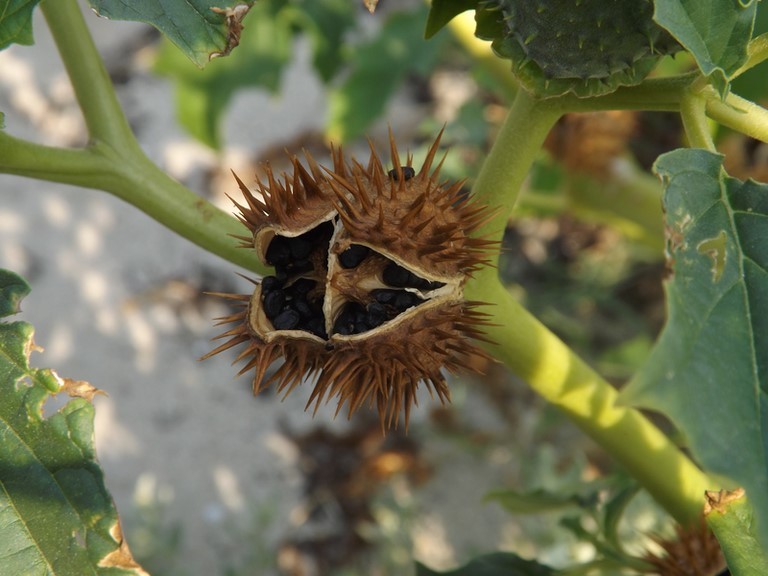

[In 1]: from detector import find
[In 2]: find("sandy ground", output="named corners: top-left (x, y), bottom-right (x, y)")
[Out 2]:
top-left (0, 5), bottom-right (561, 575)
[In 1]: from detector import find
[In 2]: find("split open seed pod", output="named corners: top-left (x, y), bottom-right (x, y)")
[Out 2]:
top-left (204, 130), bottom-right (496, 429)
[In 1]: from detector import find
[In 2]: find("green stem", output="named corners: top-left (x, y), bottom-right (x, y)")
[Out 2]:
top-left (680, 90), bottom-right (716, 151)
top-left (471, 90), bottom-right (562, 240)
top-left (707, 93), bottom-right (768, 143)
top-left (5, 0), bottom-right (267, 275)
top-left (466, 91), bottom-right (713, 525)
top-left (0, 131), bottom-right (268, 274)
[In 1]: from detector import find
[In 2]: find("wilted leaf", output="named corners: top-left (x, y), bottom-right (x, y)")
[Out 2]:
top-left (621, 149), bottom-right (768, 547)
top-left (0, 0), bottom-right (42, 49)
top-left (87, 0), bottom-right (255, 67)
top-left (654, 0), bottom-right (758, 97)
top-left (0, 269), bottom-right (147, 575)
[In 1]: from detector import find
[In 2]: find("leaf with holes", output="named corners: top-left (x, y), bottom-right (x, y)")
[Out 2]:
top-left (0, 269), bottom-right (146, 575)
top-left (654, 0), bottom-right (758, 97)
top-left (621, 149), bottom-right (768, 547)
top-left (0, 0), bottom-right (43, 49)
top-left (87, 0), bottom-right (255, 67)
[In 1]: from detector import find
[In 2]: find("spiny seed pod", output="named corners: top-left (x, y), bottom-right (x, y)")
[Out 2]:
top-left (204, 130), bottom-right (496, 429)
top-left (477, 0), bottom-right (681, 97)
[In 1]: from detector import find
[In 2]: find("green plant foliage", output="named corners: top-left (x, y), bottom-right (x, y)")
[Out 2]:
top-left (424, 0), bottom-right (476, 39)
top-left (471, 0), bottom-right (680, 98)
top-left (416, 553), bottom-right (555, 576)
top-left (622, 148), bottom-right (768, 547)
top-left (153, 1), bottom-right (292, 149)
top-left (153, 0), bottom-right (356, 149)
top-left (0, 0), bottom-right (42, 49)
top-left (0, 269), bottom-right (145, 576)
top-left (327, 5), bottom-right (443, 142)
top-left (654, 0), bottom-right (758, 97)
top-left (87, 0), bottom-right (254, 68)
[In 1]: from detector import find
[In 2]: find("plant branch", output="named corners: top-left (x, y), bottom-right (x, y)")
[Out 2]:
top-left (707, 93), bottom-right (768, 144)
top-left (467, 282), bottom-right (713, 526)
top-left (0, 131), bottom-right (268, 274)
top-left (10, 0), bottom-right (267, 274)
top-left (680, 90), bottom-right (716, 151)
top-left (465, 90), bottom-right (712, 525)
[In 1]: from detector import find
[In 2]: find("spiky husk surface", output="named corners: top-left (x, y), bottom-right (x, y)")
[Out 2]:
top-left (205, 131), bottom-right (496, 429)
top-left (477, 0), bottom-right (681, 98)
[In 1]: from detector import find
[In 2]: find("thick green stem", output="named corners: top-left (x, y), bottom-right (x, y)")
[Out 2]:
top-left (680, 90), bottom-right (716, 151)
top-left (465, 91), bottom-right (713, 525)
top-left (0, 132), bottom-right (268, 274)
top-left (471, 90), bottom-right (562, 239)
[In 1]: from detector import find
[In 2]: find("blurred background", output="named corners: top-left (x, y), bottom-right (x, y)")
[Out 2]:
top-left (2, 1), bottom-right (767, 575)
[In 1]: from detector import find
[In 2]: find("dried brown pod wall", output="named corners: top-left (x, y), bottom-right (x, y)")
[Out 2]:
top-left (204, 131), bottom-right (496, 429)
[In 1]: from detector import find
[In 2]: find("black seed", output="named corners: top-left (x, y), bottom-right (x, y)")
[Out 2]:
top-left (275, 267), bottom-right (289, 283)
top-left (383, 262), bottom-right (413, 288)
top-left (372, 289), bottom-right (398, 304)
top-left (287, 236), bottom-right (313, 260)
top-left (394, 291), bottom-right (422, 311)
top-left (338, 244), bottom-right (370, 269)
top-left (388, 166), bottom-right (415, 181)
top-left (272, 309), bottom-right (300, 330)
top-left (291, 278), bottom-right (316, 294)
top-left (367, 302), bottom-right (388, 327)
top-left (293, 298), bottom-right (314, 319)
top-left (332, 303), bottom-right (364, 336)
top-left (289, 259), bottom-right (314, 275)
top-left (305, 317), bottom-right (327, 339)
top-left (261, 275), bottom-right (282, 293)
top-left (262, 290), bottom-right (285, 319)
top-left (265, 236), bottom-right (291, 266)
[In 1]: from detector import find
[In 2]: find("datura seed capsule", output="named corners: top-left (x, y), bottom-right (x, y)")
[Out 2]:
top-left (204, 130), bottom-right (496, 429)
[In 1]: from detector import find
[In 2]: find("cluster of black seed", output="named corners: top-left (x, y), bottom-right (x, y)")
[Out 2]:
top-left (332, 290), bottom-right (425, 336)
top-left (330, 244), bottom-right (437, 336)
top-left (264, 222), bottom-right (333, 282)
top-left (261, 222), bottom-right (332, 338)
top-left (261, 276), bottom-right (326, 337)
top-left (382, 262), bottom-right (445, 291)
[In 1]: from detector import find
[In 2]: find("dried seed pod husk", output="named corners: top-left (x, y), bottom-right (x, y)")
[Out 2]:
top-left (205, 130), bottom-right (497, 429)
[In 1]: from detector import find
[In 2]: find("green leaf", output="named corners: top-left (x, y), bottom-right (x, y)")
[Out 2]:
top-left (621, 149), bottom-right (768, 548)
top-left (0, 0), bottom-right (42, 49)
top-left (87, 0), bottom-right (255, 68)
top-left (328, 5), bottom-right (443, 142)
top-left (153, 0), bottom-right (292, 149)
top-left (424, 0), bottom-right (477, 39)
top-left (653, 0), bottom-right (758, 97)
top-left (416, 553), bottom-right (555, 576)
top-left (0, 269), bottom-right (146, 575)
top-left (731, 4), bottom-right (768, 101)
